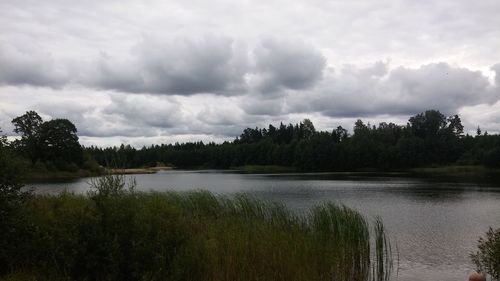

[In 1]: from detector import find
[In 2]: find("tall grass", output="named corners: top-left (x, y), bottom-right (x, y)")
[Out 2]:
top-left (1, 175), bottom-right (393, 281)
top-left (471, 227), bottom-right (500, 280)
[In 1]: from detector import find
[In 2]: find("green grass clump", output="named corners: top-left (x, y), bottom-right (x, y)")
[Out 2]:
top-left (1, 175), bottom-right (393, 281)
top-left (471, 227), bottom-right (500, 280)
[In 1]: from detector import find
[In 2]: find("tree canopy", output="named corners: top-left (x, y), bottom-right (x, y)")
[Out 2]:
top-left (85, 109), bottom-right (500, 170)
top-left (11, 111), bottom-right (43, 164)
top-left (8, 111), bottom-right (83, 171)
top-left (38, 119), bottom-right (83, 166)
top-left (5, 109), bottom-right (500, 172)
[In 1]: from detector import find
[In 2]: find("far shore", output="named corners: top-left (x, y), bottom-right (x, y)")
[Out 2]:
top-left (109, 166), bottom-right (174, 175)
top-left (26, 166), bottom-right (174, 182)
top-left (26, 164), bottom-right (500, 183)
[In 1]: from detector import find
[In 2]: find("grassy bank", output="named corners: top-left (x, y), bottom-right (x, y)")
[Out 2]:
top-left (109, 166), bottom-right (173, 175)
top-left (26, 169), bottom-right (98, 182)
top-left (26, 166), bottom-right (175, 182)
top-left (233, 165), bottom-right (299, 173)
top-left (1, 177), bottom-right (393, 281)
top-left (236, 164), bottom-right (500, 183)
top-left (409, 165), bottom-right (500, 179)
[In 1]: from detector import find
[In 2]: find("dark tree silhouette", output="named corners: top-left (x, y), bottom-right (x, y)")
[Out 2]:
top-left (38, 119), bottom-right (83, 167)
top-left (11, 111), bottom-right (43, 164)
top-left (10, 111), bottom-right (84, 171)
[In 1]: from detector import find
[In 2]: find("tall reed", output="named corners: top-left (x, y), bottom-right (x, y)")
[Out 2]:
top-left (1, 175), bottom-right (394, 281)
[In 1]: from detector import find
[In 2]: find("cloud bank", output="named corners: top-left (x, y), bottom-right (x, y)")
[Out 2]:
top-left (1, 0), bottom-right (500, 146)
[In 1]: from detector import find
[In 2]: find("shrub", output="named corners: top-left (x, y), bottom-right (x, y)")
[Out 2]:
top-left (0, 148), bottom-right (31, 275)
top-left (471, 227), bottom-right (500, 280)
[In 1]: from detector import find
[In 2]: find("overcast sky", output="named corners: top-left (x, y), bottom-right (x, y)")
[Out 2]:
top-left (1, 0), bottom-right (499, 147)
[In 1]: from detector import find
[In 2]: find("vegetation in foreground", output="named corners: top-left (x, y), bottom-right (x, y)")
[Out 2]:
top-left (0, 172), bottom-right (393, 281)
top-left (471, 227), bottom-right (500, 280)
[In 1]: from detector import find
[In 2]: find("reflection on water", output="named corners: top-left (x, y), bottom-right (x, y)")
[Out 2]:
top-left (31, 170), bottom-right (500, 281)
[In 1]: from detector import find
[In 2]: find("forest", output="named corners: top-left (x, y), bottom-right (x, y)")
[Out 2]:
top-left (85, 110), bottom-right (500, 171)
top-left (2, 109), bottom-right (500, 175)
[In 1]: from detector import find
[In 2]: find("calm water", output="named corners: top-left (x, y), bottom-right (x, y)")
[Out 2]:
top-left (32, 170), bottom-right (500, 281)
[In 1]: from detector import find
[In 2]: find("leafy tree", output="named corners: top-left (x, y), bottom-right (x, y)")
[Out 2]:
top-left (0, 147), bottom-right (27, 213)
top-left (446, 115), bottom-right (464, 137)
top-left (408, 110), bottom-right (447, 138)
top-left (38, 119), bottom-right (83, 168)
top-left (0, 129), bottom-right (30, 274)
top-left (0, 128), bottom-right (7, 148)
top-left (11, 111), bottom-right (43, 164)
top-left (332, 126), bottom-right (348, 143)
top-left (300, 119), bottom-right (316, 140)
top-left (353, 120), bottom-right (369, 136)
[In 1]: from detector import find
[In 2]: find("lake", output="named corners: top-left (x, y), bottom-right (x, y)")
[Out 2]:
top-left (32, 170), bottom-right (500, 281)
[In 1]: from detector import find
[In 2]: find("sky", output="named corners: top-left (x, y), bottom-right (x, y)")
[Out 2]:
top-left (1, 0), bottom-right (500, 147)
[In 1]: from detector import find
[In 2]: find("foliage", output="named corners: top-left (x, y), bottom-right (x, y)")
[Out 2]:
top-left (11, 111), bottom-right (43, 164)
top-left (7, 109), bottom-right (500, 174)
top-left (471, 227), bottom-right (500, 280)
top-left (87, 173), bottom-right (136, 197)
top-left (38, 119), bottom-right (83, 167)
top-left (0, 128), bottom-right (27, 203)
top-left (0, 130), bottom-right (31, 275)
top-left (0, 130), bottom-right (7, 149)
top-left (0, 182), bottom-right (393, 281)
top-left (86, 109), bottom-right (485, 171)
top-left (9, 111), bottom-right (86, 175)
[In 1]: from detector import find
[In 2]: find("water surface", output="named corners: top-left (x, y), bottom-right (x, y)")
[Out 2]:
top-left (32, 170), bottom-right (500, 281)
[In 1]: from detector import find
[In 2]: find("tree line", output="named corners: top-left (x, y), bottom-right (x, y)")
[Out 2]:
top-left (3, 109), bottom-right (500, 172)
top-left (84, 109), bottom-right (500, 170)
top-left (0, 111), bottom-right (100, 175)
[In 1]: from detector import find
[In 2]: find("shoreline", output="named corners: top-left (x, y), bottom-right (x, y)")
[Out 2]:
top-left (109, 166), bottom-right (174, 174)
top-left (26, 166), bottom-right (175, 182)
top-left (25, 165), bottom-right (500, 183)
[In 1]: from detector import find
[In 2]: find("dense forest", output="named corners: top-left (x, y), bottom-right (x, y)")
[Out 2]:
top-left (86, 109), bottom-right (500, 171)
top-left (2, 109), bottom-right (500, 174)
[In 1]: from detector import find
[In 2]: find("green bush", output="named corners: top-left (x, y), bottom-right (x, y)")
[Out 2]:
top-left (471, 227), bottom-right (500, 280)
top-left (0, 148), bottom-right (31, 275)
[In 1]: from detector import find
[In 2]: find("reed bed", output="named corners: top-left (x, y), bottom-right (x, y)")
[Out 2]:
top-left (1, 175), bottom-right (393, 281)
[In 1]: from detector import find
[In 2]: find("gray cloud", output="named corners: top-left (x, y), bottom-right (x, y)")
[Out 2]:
top-left (492, 64), bottom-right (500, 88)
top-left (103, 94), bottom-right (182, 129)
top-left (31, 97), bottom-right (152, 138)
top-left (23, 91), bottom-right (184, 138)
top-left (0, 43), bottom-right (72, 88)
top-left (286, 62), bottom-right (498, 117)
top-left (250, 39), bottom-right (326, 93)
top-left (90, 36), bottom-right (249, 95)
top-left (2, 59), bottom-right (499, 145)
top-left (386, 63), bottom-right (494, 111)
top-left (238, 95), bottom-right (288, 116)
top-left (460, 102), bottom-right (500, 134)
top-left (0, 36), bottom-right (328, 96)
